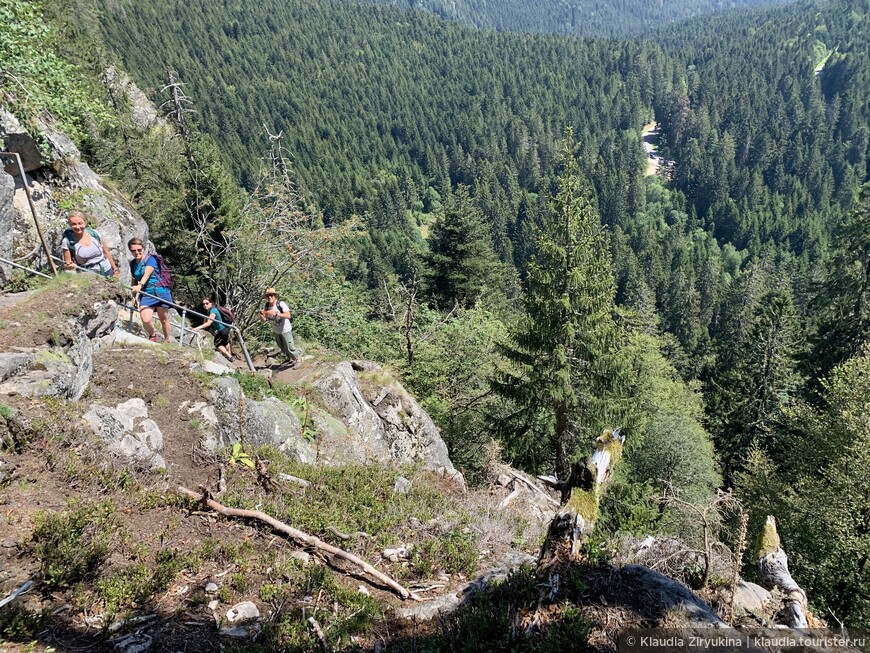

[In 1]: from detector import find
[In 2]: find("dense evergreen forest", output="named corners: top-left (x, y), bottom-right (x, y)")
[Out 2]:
top-left (3, 0), bottom-right (869, 627)
top-left (365, 0), bottom-right (796, 37)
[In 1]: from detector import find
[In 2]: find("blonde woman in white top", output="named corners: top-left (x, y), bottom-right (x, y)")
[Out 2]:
top-left (60, 210), bottom-right (119, 279)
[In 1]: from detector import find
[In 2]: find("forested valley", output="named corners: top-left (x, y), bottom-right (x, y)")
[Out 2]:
top-left (362, 0), bottom-right (798, 37)
top-left (3, 0), bottom-right (870, 636)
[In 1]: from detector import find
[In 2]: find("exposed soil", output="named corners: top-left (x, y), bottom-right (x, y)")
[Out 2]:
top-left (0, 275), bottom-right (124, 351)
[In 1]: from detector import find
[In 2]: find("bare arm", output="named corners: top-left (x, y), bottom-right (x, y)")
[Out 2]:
top-left (100, 239), bottom-right (120, 278)
top-left (62, 248), bottom-right (75, 271)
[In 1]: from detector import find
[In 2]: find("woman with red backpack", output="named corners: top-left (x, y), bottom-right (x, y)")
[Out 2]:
top-left (127, 238), bottom-right (174, 342)
top-left (191, 297), bottom-right (236, 362)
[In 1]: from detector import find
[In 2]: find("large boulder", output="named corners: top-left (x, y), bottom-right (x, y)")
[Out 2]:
top-left (83, 398), bottom-right (166, 470)
top-left (0, 298), bottom-right (119, 401)
top-left (311, 362), bottom-right (463, 487)
top-left (0, 106), bottom-right (151, 288)
top-left (0, 343), bottom-right (89, 401)
top-left (206, 377), bottom-right (315, 463)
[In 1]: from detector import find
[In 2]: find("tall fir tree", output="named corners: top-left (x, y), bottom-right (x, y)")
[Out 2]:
top-left (492, 134), bottom-right (627, 480)
top-left (423, 184), bottom-right (504, 309)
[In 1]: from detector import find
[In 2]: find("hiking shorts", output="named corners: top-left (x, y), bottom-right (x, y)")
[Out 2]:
top-left (139, 287), bottom-right (174, 310)
top-left (213, 327), bottom-right (231, 349)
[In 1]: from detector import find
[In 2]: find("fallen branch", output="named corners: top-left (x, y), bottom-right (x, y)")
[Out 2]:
top-left (508, 470), bottom-right (559, 508)
top-left (307, 616), bottom-right (329, 653)
top-left (325, 526), bottom-right (372, 541)
top-left (177, 486), bottom-right (417, 600)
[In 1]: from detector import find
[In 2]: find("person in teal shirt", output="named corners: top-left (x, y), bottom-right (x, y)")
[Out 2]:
top-left (191, 298), bottom-right (235, 362)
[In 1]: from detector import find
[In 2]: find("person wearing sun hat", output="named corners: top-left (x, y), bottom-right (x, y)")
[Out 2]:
top-left (260, 287), bottom-right (301, 368)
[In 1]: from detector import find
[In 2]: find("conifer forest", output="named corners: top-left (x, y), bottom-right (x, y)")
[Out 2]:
top-left (2, 0), bottom-right (870, 645)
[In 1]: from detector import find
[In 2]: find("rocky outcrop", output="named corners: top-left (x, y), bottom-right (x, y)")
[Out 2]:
top-left (203, 377), bottom-right (315, 463)
top-left (83, 398), bottom-right (166, 470)
top-left (311, 362), bottom-right (464, 487)
top-left (0, 106), bottom-right (151, 288)
top-left (0, 341), bottom-right (91, 402)
top-left (0, 171), bottom-right (14, 284)
top-left (0, 298), bottom-right (119, 401)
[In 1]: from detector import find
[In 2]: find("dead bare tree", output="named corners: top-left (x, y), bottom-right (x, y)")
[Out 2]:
top-left (192, 131), bottom-right (361, 333)
top-left (658, 485), bottom-right (742, 590)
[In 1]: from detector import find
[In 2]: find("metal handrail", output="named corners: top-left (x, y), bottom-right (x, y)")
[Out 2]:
top-left (49, 254), bottom-right (255, 371)
top-left (0, 255), bottom-right (54, 280)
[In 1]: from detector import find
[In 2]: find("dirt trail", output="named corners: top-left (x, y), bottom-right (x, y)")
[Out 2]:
top-left (641, 120), bottom-right (662, 176)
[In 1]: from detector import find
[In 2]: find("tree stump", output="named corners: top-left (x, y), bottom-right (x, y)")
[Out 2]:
top-left (756, 515), bottom-right (810, 628)
top-left (525, 427), bottom-right (624, 620)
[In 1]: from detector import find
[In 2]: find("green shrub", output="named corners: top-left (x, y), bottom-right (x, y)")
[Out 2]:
top-left (31, 500), bottom-right (118, 591)
top-left (410, 530), bottom-right (478, 578)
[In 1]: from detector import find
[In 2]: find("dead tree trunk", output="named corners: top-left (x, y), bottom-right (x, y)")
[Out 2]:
top-left (756, 515), bottom-right (809, 628)
top-left (536, 429), bottom-right (624, 601)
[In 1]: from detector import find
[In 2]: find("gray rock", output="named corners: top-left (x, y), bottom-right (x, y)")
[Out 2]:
top-left (112, 633), bottom-right (152, 653)
top-left (76, 300), bottom-right (120, 340)
top-left (0, 343), bottom-right (90, 401)
top-left (102, 68), bottom-right (162, 130)
top-left (219, 627), bottom-right (250, 638)
top-left (226, 601), bottom-right (260, 623)
top-left (207, 377), bottom-right (315, 462)
top-left (0, 352), bottom-right (35, 382)
top-left (1, 108), bottom-right (41, 174)
top-left (205, 582), bottom-right (219, 593)
top-left (11, 173), bottom-right (52, 262)
top-left (207, 599), bottom-right (219, 611)
top-left (393, 476), bottom-right (412, 495)
top-left (312, 362), bottom-right (463, 487)
top-left (197, 360), bottom-right (234, 376)
top-left (733, 580), bottom-right (770, 616)
top-left (290, 550), bottom-right (311, 565)
top-left (83, 398), bottom-right (165, 470)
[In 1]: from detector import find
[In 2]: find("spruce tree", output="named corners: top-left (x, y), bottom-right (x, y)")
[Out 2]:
top-left (424, 184), bottom-right (503, 309)
top-left (492, 134), bottom-right (627, 480)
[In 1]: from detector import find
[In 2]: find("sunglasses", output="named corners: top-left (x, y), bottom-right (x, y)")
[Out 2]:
top-left (129, 248), bottom-right (144, 253)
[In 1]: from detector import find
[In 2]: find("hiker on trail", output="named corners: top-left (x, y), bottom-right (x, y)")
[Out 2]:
top-left (260, 287), bottom-right (301, 369)
top-left (60, 210), bottom-right (120, 279)
top-left (127, 238), bottom-right (173, 343)
top-left (191, 297), bottom-right (236, 362)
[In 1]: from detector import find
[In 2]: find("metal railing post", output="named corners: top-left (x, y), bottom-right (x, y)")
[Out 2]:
top-left (234, 326), bottom-right (255, 371)
top-left (179, 308), bottom-right (187, 345)
top-left (0, 152), bottom-right (57, 275)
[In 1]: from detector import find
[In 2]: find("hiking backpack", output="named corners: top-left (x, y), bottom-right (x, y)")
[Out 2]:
top-left (150, 253), bottom-right (174, 290)
top-left (216, 306), bottom-right (235, 326)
